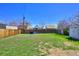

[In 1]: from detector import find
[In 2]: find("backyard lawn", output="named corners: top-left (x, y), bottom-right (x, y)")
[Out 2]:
top-left (0, 33), bottom-right (79, 56)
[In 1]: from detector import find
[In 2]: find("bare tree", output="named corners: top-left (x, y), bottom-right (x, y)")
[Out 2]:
top-left (39, 22), bottom-right (45, 29)
top-left (58, 20), bottom-right (69, 34)
top-left (9, 20), bottom-right (17, 26)
top-left (18, 16), bottom-right (30, 33)
top-left (70, 14), bottom-right (79, 27)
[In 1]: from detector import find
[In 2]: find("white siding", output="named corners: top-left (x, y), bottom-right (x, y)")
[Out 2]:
top-left (46, 24), bottom-right (57, 29)
top-left (69, 27), bottom-right (79, 39)
top-left (6, 26), bottom-right (18, 30)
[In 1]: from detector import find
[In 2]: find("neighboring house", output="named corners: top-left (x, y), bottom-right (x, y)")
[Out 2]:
top-left (46, 24), bottom-right (57, 29)
top-left (33, 25), bottom-right (40, 30)
top-left (27, 25), bottom-right (33, 30)
top-left (6, 26), bottom-right (18, 30)
top-left (0, 23), bottom-right (6, 29)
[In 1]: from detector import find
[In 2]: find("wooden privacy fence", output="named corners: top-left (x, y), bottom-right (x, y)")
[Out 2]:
top-left (0, 29), bottom-right (21, 38)
top-left (24, 29), bottom-right (58, 34)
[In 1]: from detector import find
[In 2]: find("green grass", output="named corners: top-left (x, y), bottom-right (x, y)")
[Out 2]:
top-left (0, 33), bottom-right (79, 56)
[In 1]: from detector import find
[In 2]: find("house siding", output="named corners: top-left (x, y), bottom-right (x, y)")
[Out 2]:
top-left (69, 27), bottom-right (79, 39)
top-left (6, 26), bottom-right (18, 30)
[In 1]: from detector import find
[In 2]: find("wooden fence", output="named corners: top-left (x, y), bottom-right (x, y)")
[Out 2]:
top-left (24, 29), bottom-right (58, 34)
top-left (0, 29), bottom-right (21, 38)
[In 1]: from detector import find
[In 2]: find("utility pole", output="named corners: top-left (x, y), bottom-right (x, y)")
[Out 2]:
top-left (23, 4), bottom-right (26, 31)
top-left (22, 16), bottom-right (26, 33)
top-left (23, 16), bottom-right (25, 29)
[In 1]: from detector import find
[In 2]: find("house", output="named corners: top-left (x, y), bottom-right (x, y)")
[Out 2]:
top-left (6, 26), bottom-right (18, 30)
top-left (46, 24), bottom-right (57, 29)
top-left (69, 19), bottom-right (79, 39)
top-left (33, 24), bottom-right (58, 33)
top-left (0, 23), bottom-right (6, 29)
top-left (27, 25), bottom-right (33, 30)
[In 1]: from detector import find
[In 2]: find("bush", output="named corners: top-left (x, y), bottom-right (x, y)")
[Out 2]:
top-left (64, 28), bottom-right (69, 35)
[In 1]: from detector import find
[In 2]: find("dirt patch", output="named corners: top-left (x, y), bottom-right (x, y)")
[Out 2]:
top-left (48, 48), bottom-right (79, 56)
top-left (64, 42), bottom-right (72, 46)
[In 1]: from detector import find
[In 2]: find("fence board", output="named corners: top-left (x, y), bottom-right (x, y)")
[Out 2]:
top-left (0, 29), bottom-right (21, 38)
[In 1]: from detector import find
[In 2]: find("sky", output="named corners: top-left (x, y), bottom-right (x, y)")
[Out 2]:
top-left (0, 3), bottom-right (79, 26)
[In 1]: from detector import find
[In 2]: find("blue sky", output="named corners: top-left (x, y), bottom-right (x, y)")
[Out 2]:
top-left (0, 3), bottom-right (79, 25)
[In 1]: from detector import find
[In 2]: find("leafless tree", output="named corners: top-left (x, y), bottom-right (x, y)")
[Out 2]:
top-left (58, 20), bottom-right (69, 34)
top-left (18, 16), bottom-right (30, 33)
top-left (9, 20), bottom-right (17, 26)
top-left (70, 14), bottom-right (79, 27)
top-left (39, 22), bottom-right (45, 29)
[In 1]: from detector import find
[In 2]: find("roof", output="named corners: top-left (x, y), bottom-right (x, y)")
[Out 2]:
top-left (46, 24), bottom-right (57, 29)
